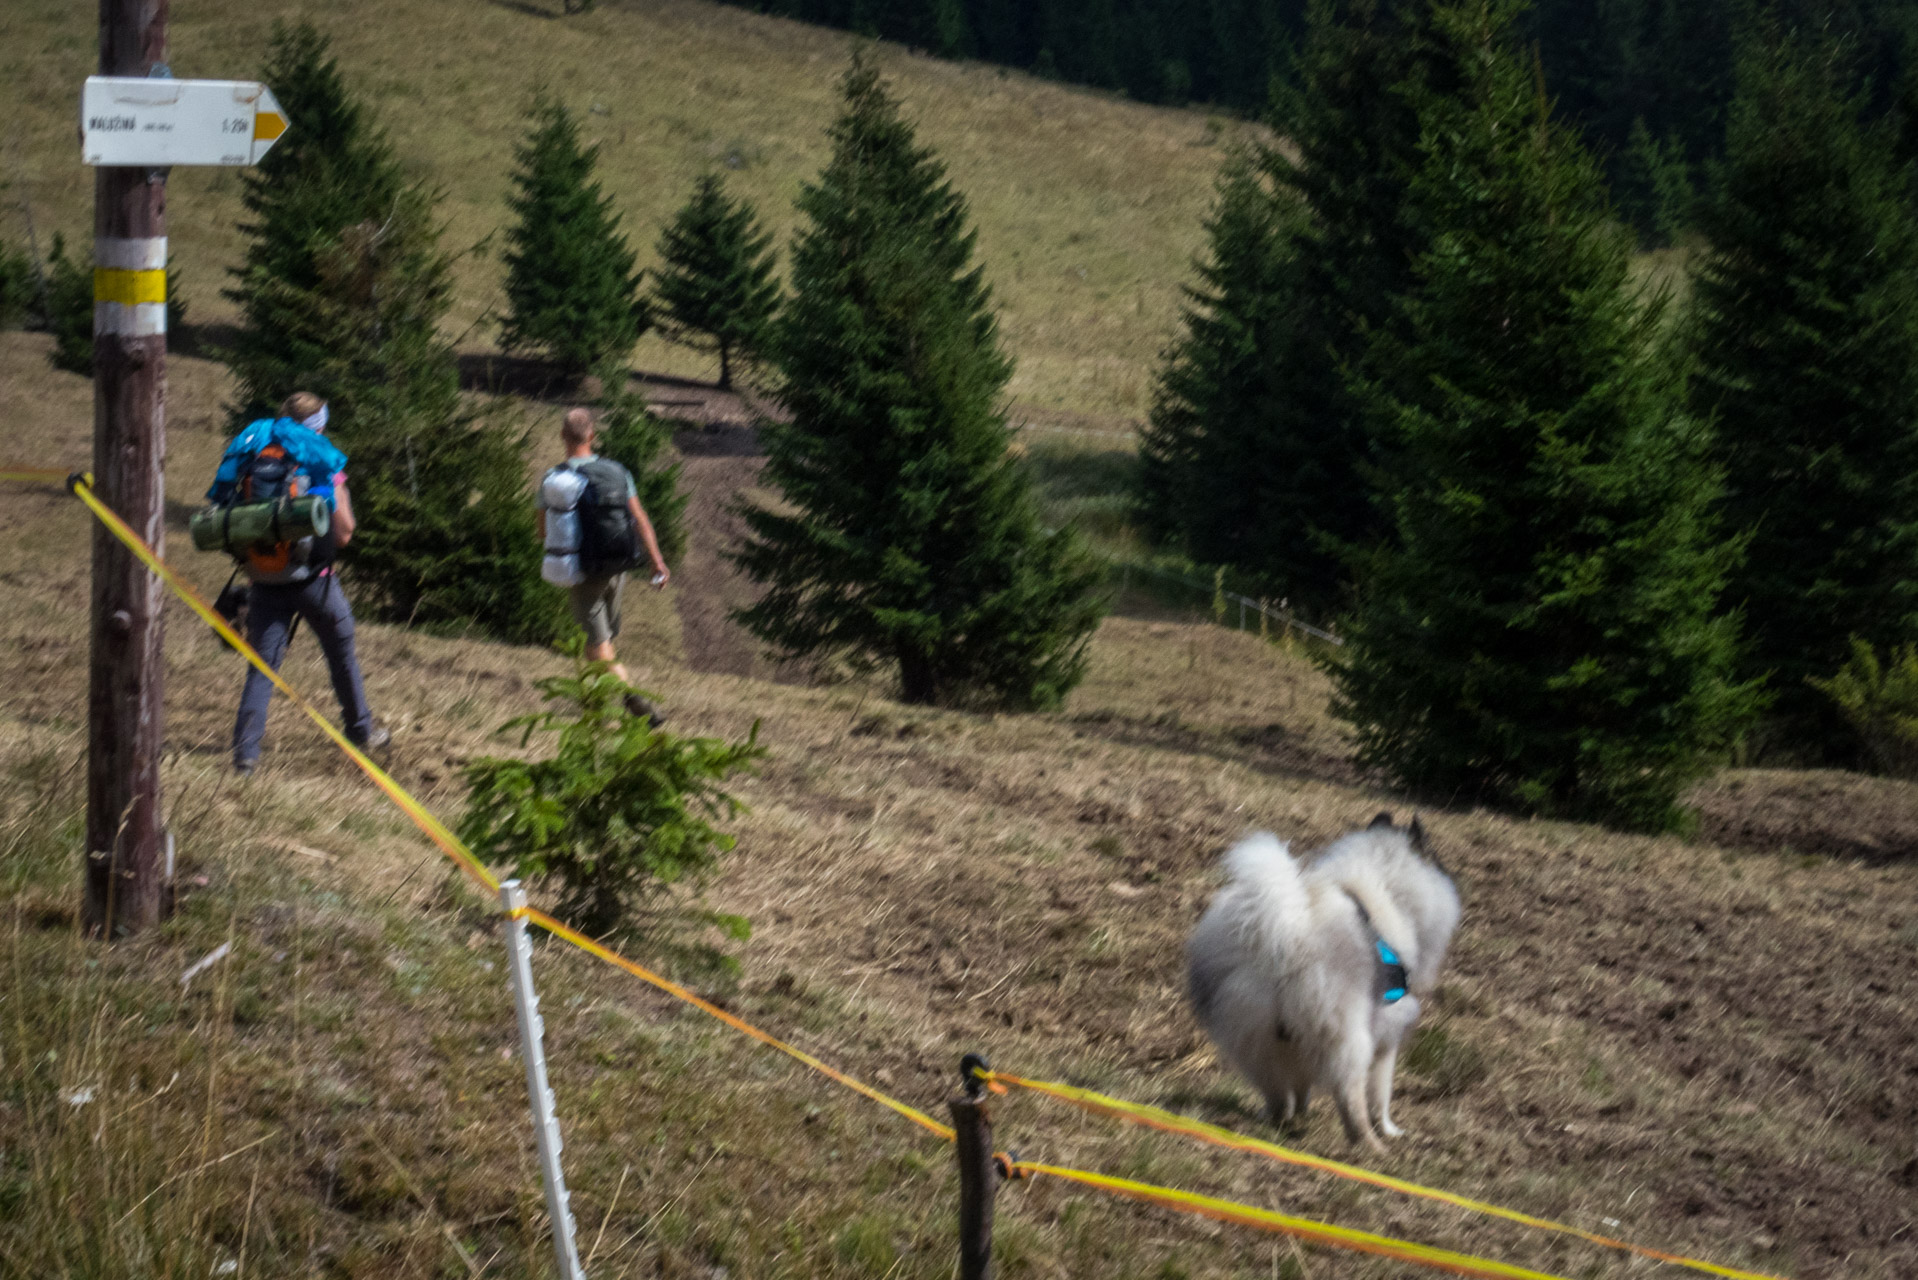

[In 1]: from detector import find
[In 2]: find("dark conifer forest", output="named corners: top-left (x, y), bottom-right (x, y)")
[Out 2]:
top-left (724, 0), bottom-right (1918, 233)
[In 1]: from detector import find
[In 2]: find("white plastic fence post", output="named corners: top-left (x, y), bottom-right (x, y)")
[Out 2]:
top-left (500, 880), bottom-right (587, 1280)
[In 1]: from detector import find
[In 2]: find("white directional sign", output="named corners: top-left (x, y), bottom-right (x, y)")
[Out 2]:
top-left (82, 77), bottom-right (289, 167)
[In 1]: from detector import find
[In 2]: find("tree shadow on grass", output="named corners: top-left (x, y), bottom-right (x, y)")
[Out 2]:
top-left (170, 321), bottom-right (241, 361)
top-left (457, 351), bottom-right (583, 400)
top-left (1065, 707), bottom-right (1363, 791)
top-left (488, 0), bottom-right (562, 19)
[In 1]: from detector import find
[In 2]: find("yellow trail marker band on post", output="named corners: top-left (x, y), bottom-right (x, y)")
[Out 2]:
top-left (1012, 1162), bottom-right (1574, 1280)
top-left (93, 267), bottom-right (167, 306)
top-left (986, 1072), bottom-right (1791, 1280)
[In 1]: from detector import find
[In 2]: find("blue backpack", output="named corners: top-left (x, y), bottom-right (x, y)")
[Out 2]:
top-left (208, 418), bottom-right (347, 506)
top-left (207, 418), bottom-right (349, 583)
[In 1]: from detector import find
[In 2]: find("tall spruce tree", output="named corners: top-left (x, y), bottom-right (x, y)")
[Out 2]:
top-left (226, 21), bottom-right (401, 409)
top-left (1332, 0), bottom-right (1750, 831)
top-left (500, 94), bottom-right (646, 380)
top-left (1688, 27), bottom-right (1918, 763)
top-left (227, 24), bottom-right (563, 643)
top-left (1142, 0), bottom-right (1436, 617)
top-left (1254, 0), bottom-right (1447, 612)
top-left (1136, 145), bottom-right (1296, 554)
top-left (650, 173), bottom-right (781, 391)
top-left (732, 53), bottom-right (1103, 709)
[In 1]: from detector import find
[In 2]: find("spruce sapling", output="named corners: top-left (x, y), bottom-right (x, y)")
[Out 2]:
top-left (650, 173), bottom-right (781, 391)
top-left (500, 92), bottom-right (646, 382)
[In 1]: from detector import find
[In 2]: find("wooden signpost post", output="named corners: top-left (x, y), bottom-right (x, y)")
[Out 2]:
top-left (83, 0), bottom-right (173, 939)
top-left (80, 0), bottom-right (290, 937)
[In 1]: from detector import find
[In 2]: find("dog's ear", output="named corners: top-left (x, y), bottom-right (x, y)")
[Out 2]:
top-left (1408, 816), bottom-right (1451, 876)
top-left (1368, 811), bottom-right (1396, 830)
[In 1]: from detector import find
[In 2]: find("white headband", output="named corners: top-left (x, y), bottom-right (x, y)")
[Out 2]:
top-left (300, 404), bottom-right (329, 433)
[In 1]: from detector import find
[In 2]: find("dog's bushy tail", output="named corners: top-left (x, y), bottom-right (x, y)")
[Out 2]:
top-left (1218, 831), bottom-right (1312, 952)
top-left (1191, 832), bottom-right (1305, 1023)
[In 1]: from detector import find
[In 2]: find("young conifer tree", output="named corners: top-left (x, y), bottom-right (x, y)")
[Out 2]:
top-left (732, 52), bottom-right (1104, 709)
top-left (1688, 28), bottom-right (1918, 762)
top-left (1332, 0), bottom-right (1750, 831)
top-left (500, 95), bottom-right (645, 381)
top-left (650, 173), bottom-right (781, 391)
top-left (1137, 145), bottom-right (1296, 557)
top-left (1617, 116), bottom-right (1696, 247)
top-left (226, 24), bottom-right (563, 643)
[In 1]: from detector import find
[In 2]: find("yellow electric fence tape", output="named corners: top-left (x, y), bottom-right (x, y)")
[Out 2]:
top-left (65, 475), bottom-right (500, 893)
top-left (982, 1074), bottom-right (1790, 1280)
top-left (37, 471), bottom-right (1772, 1280)
top-left (63, 473), bottom-right (951, 1147)
top-left (514, 906), bottom-right (956, 1142)
top-left (93, 268), bottom-right (167, 306)
top-left (1012, 1162), bottom-right (1571, 1280)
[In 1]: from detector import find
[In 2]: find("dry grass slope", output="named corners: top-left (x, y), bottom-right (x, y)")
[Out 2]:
top-left (4, 328), bottom-right (1917, 1278)
top-left (0, 0), bottom-right (1249, 421)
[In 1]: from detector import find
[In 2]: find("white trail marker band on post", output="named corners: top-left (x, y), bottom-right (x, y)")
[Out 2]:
top-left (81, 76), bottom-right (289, 167)
top-left (500, 881), bottom-right (588, 1280)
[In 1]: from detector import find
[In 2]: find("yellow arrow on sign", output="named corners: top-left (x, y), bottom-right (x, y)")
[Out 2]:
top-left (253, 109), bottom-right (287, 142)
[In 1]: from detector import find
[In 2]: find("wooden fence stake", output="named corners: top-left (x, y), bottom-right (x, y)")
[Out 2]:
top-left (950, 1052), bottom-right (1001, 1280)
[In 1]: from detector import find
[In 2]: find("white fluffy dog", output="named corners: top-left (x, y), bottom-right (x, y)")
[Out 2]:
top-left (1187, 813), bottom-right (1460, 1151)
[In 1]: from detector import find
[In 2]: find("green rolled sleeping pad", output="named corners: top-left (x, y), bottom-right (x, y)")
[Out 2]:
top-left (189, 494), bottom-right (331, 554)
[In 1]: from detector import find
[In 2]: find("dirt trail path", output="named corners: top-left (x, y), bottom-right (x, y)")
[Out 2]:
top-left (672, 434), bottom-right (771, 680)
top-left (640, 376), bottom-right (806, 683)
top-left (636, 371), bottom-right (1144, 683)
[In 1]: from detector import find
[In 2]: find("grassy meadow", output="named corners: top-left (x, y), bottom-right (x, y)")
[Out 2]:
top-left (5, 319), bottom-right (1917, 1278)
top-left (0, 0), bottom-right (1249, 420)
top-left (3, 1), bottom-right (1918, 1277)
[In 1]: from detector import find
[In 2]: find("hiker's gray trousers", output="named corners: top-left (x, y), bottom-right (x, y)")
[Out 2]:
top-left (232, 572), bottom-right (373, 767)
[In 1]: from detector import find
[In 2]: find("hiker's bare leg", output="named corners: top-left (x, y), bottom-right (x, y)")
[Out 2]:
top-left (586, 639), bottom-right (630, 685)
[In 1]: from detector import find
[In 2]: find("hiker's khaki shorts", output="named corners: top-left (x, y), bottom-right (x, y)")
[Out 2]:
top-left (569, 572), bottom-right (625, 647)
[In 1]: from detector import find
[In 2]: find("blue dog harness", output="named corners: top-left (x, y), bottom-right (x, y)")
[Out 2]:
top-left (1376, 938), bottom-right (1409, 1004)
top-left (1348, 893), bottom-right (1410, 1005)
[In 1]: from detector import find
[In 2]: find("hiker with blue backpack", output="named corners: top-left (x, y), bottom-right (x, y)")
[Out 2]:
top-left (201, 392), bottom-right (389, 774)
top-left (539, 406), bottom-right (671, 722)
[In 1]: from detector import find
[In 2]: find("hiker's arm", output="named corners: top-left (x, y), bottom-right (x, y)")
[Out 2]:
top-left (332, 477), bottom-right (356, 547)
top-left (628, 496), bottom-right (670, 587)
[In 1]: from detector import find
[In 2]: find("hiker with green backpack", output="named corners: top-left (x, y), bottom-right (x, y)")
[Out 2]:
top-left (199, 391), bottom-right (389, 775)
top-left (539, 406), bottom-right (671, 722)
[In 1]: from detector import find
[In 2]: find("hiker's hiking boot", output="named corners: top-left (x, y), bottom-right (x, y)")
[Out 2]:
top-left (350, 722), bottom-right (392, 752)
top-left (236, 723), bottom-right (384, 775)
top-left (623, 693), bottom-right (665, 727)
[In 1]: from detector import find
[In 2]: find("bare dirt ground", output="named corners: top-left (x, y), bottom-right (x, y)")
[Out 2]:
top-left (1690, 767), bottom-right (1918, 864)
top-left (4, 332), bottom-right (1917, 1279)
